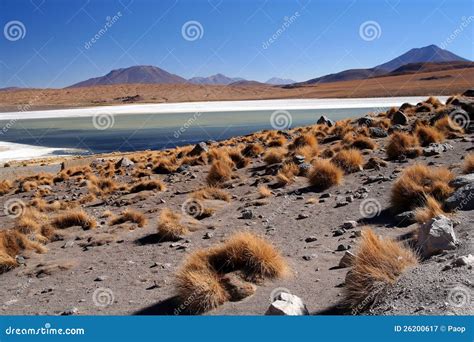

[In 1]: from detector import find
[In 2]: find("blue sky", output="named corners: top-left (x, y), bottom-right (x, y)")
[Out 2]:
top-left (0, 0), bottom-right (473, 88)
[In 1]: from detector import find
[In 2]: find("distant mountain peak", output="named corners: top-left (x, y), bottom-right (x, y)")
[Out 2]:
top-left (265, 77), bottom-right (296, 85)
top-left (187, 74), bottom-right (244, 85)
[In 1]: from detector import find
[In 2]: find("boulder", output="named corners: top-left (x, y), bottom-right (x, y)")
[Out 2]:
top-left (399, 102), bottom-right (414, 111)
top-left (392, 111), bottom-right (408, 125)
top-left (293, 154), bottom-right (305, 165)
top-left (444, 183), bottom-right (474, 211)
top-left (357, 116), bottom-right (373, 127)
top-left (266, 292), bottom-right (309, 316)
top-left (423, 143), bottom-right (453, 156)
top-left (462, 89), bottom-right (474, 97)
top-left (449, 174), bottom-right (474, 189)
top-left (188, 142), bottom-right (208, 156)
top-left (388, 124), bottom-right (408, 133)
top-left (115, 157), bottom-right (134, 168)
top-left (338, 251), bottom-right (355, 268)
top-left (417, 215), bottom-right (457, 258)
top-left (317, 115), bottom-right (335, 127)
top-left (369, 127), bottom-right (388, 138)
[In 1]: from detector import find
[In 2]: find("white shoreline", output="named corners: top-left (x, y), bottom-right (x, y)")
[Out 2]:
top-left (0, 96), bottom-right (447, 121)
top-left (0, 141), bottom-right (84, 163)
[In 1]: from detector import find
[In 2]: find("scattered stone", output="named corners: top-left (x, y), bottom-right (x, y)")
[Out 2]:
top-left (15, 255), bottom-right (25, 265)
top-left (423, 143), bottom-right (453, 156)
top-left (317, 115), bottom-right (335, 127)
top-left (417, 215), bottom-right (457, 258)
top-left (369, 127), bottom-right (388, 138)
top-left (452, 254), bottom-right (474, 267)
top-left (392, 111), bottom-right (408, 125)
top-left (116, 157), bottom-right (134, 168)
top-left (346, 195), bottom-right (354, 203)
top-left (203, 232), bottom-right (214, 239)
top-left (188, 142), bottom-right (208, 156)
top-left (445, 183), bottom-right (474, 211)
top-left (298, 163), bottom-right (312, 176)
top-left (302, 255), bottom-right (315, 261)
top-left (342, 221), bottom-right (357, 230)
top-left (394, 211), bottom-right (416, 227)
top-left (241, 209), bottom-right (253, 219)
top-left (333, 229), bottom-right (345, 237)
top-left (449, 174), bottom-right (474, 189)
top-left (388, 124), bottom-right (408, 133)
top-left (297, 213), bottom-right (309, 220)
top-left (293, 155), bottom-right (305, 165)
top-left (61, 307), bottom-right (79, 316)
top-left (357, 116), bottom-right (373, 127)
top-left (336, 244), bottom-right (349, 251)
top-left (94, 276), bottom-right (107, 282)
top-left (305, 236), bottom-right (318, 243)
top-left (335, 200), bottom-right (349, 208)
top-left (320, 193), bottom-right (331, 199)
top-left (266, 292), bottom-right (309, 316)
top-left (338, 251), bottom-right (355, 268)
top-left (62, 240), bottom-right (75, 249)
top-left (462, 89), bottom-right (474, 97)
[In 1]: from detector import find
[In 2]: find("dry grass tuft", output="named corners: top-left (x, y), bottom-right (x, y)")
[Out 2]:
top-left (386, 132), bottom-right (421, 160)
top-left (227, 149), bottom-right (250, 169)
top-left (110, 209), bottom-right (147, 227)
top-left (241, 143), bottom-right (264, 158)
top-left (0, 229), bottom-right (47, 273)
top-left (263, 147), bottom-right (287, 165)
top-left (331, 149), bottom-right (364, 173)
top-left (414, 196), bottom-right (445, 224)
top-left (344, 229), bottom-right (418, 310)
top-left (391, 164), bottom-right (454, 212)
top-left (351, 136), bottom-right (376, 150)
top-left (415, 125), bottom-right (444, 146)
top-left (463, 153), bottom-right (474, 174)
top-left (0, 180), bottom-right (12, 195)
top-left (206, 160), bottom-right (233, 186)
top-left (192, 187), bottom-right (231, 202)
top-left (52, 210), bottom-right (97, 230)
top-left (258, 185), bottom-right (272, 198)
top-left (175, 232), bottom-right (288, 312)
top-left (433, 116), bottom-right (464, 138)
top-left (308, 159), bottom-right (343, 191)
top-left (129, 179), bottom-right (166, 193)
top-left (157, 208), bottom-right (189, 240)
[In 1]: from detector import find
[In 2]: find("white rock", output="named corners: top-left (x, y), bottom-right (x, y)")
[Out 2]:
top-left (417, 215), bottom-right (457, 258)
top-left (266, 292), bottom-right (309, 316)
top-left (453, 254), bottom-right (474, 267)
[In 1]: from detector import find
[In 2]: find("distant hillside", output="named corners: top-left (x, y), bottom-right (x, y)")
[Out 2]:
top-left (298, 44), bottom-right (470, 86)
top-left (69, 66), bottom-right (187, 88)
top-left (265, 77), bottom-right (296, 85)
top-left (188, 73), bottom-right (244, 85)
top-left (381, 61), bottom-right (474, 77)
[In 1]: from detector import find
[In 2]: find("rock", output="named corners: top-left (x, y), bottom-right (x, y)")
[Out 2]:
top-left (335, 200), bottom-right (349, 208)
top-left (394, 211), bottom-right (416, 227)
top-left (176, 164), bottom-right (190, 173)
top-left (357, 116), bottom-right (373, 127)
top-left (338, 251), bottom-right (355, 268)
top-left (369, 127), bottom-right (388, 138)
top-left (220, 272), bottom-right (256, 301)
top-left (293, 155), bottom-right (305, 165)
top-left (462, 89), bottom-right (474, 97)
top-left (203, 232), bottom-right (214, 239)
top-left (266, 292), bottom-right (309, 316)
top-left (298, 163), bottom-right (311, 176)
top-left (388, 124), bottom-right (408, 133)
top-left (94, 276), bottom-right (107, 282)
top-left (452, 254), bottom-right (474, 267)
top-left (62, 240), bottom-right (75, 248)
top-left (265, 163), bottom-right (282, 176)
top-left (116, 157), bottom-right (134, 168)
top-left (317, 115), bottom-right (335, 127)
top-left (342, 221), bottom-right (357, 229)
top-left (423, 143), bottom-right (453, 156)
top-left (241, 209), bottom-right (253, 219)
top-left (305, 236), bottom-right (317, 243)
top-left (322, 134), bottom-right (340, 143)
top-left (336, 244), bottom-right (349, 251)
top-left (188, 142), bottom-right (208, 156)
top-left (302, 255), bottom-right (315, 261)
top-left (297, 213), bottom-right (309, 220)
top-left (449, 174), bottom-right (474, 189)
top-left (444, 183), bottom-right (474, 211)
top-left (346, 195), bottom-right (354, 203)
top-left (392, 111), bottom-right (408, 125)
top-left (399, 102), bottom-right (414, 111)
top-left (333, 229), bottom-right (345, 237)
top-left (15, 255), bottom-right (25, 265)
top-left (417, 215), bottom-right (457, 258)
top-left (61, 307), bottom-right (79, 316)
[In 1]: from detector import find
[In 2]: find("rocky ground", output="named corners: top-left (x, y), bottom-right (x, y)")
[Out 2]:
top-left (0, 92), bottom-right (473, 316)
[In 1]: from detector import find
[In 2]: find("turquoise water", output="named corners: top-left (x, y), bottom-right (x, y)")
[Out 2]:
top-left (0, 107), bottom-right (381, 154)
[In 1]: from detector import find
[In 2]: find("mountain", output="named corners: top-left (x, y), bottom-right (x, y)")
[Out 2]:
top-left (265, 77), bottom-right (296, 85)
top-left (188, 73), bottom-right (244, 85)
top-left (381, 61), bottom-right (474, 77)
top-left (69, 65), bottom-right (187, 88)
top-left (299, 44), bottom-right (469, 86)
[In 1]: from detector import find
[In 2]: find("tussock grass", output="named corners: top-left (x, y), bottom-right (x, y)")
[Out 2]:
top-left (157, 208), bottom-right (189, 240)
top-left (414, 125), bottom-right (444, 146)
top-left (433, 116), bottom-right (464, 138)
top-left (192, 187), bottom-right (231, 202)
top-left (414, 196), bottom-right (445, 224)
top-left (52, 210), bottom-right (97, 230)
top-left (0, 229), bottom-right (47, 273)
top-left (463, 153), bottom-right (474, 174)
top-left (391, 164), bottom-right (454, 212)
top-left (351, 136), bottom-right (377, 150)
top-left (263, 147), bottom-right (287, 165)
top-left (386, 132), bottom-right (421, 160)
top-left (331, 149), bottom-right (364, 173)
top-left (110, 209), bottom-right (147, 227)
top-left (175, 232), bottom-right (288, 313)
top-left (0, 180), bottom-right (12, 195)
top-left (344, 229), bottom-right (418, 311)
top-left (308, 159), bottom-right (343, 191)
top-left (258, 185), bottom-right (272, 198)
top-left (241, 143), bottom-right (264, 158)
top-left (129, 179), bottom-right (166, 193)
top-left (206, 160), bottom-right (233, 186)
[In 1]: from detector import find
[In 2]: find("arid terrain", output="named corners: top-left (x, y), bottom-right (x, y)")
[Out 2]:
top-left (0, 67), bottom-right (473, 112)
top-left (0, 91), bottom-right (473, 316)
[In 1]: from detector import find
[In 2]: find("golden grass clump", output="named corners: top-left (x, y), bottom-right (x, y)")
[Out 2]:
top-left (386, 132), bottom-right (421, 160)
top-left (157, 208), bottom-right (189, 240)
top-left (0, 180), bottom-right (12, 195)
top-left (192, 187), bottom-right (231, 202)
top-left (110, 209), bottom-right (147, 227)
top-left (414, 125), bottom-right (445, 146)
top-left (344, 229), bottom-right (418, 310)
top-left (0, 229), bottom-right (47, 273)
top-left (275, 162), bottom-right (299, 186)
top-left (129, 179), bottom-right (166, 193)
top-left (433, 116), bottom-right (464, 138)
top-left (390, 164), bottom-right (454, 212)
top-left (463, 153), bottom-right (474, 174)
top-left (175, 232), bottom-right (288, 313)
top-left (258, 185), bottom-right (272, 198)
top-left (52, 210), bottom-right (97, 230)
top-left (241, 143), bottom-right (264, 158)
top-left (263, 147), bottom-right (287, 165)
top-left (308, 159), bottom-right (343, 191)
top-left (290, 133), bottom-right (318, 150)
top-left (350, 136), bottom-right (376, 150)
top-left (414, 196), bottom-right (445, 224)
top-left (227, 148), bottom-right (250, 169)
top-left (331, 149), bottom-right (364, 173)
top-left (206, 160), bottom-right (233, 186)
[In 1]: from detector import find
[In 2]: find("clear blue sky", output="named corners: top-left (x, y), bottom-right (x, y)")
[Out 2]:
top-left (0, 0), bottom-right (473, 88)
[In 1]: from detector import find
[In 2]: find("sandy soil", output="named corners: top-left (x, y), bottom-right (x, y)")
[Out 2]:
top-left (0, 68), bottom-right (472, 112)
top-left (0, 95), bottom-right (472, 316)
